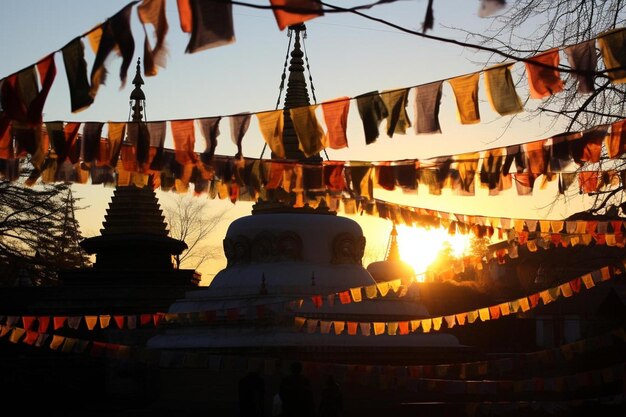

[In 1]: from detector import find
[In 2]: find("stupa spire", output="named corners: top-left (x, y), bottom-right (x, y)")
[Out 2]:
top-left (276, 24), bottom-right (321, 162)
top-left (130, 58), bottom-right (146, 122)
top-left (385, 224), bottom-right (401, 262)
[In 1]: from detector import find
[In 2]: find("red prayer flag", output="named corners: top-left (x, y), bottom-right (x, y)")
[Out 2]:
top-left (398, 321), bottom-right (409, 335)
top-left (37, 316), bottom-right (50, 333)
top-left (22, 316), bottom-right (36, 330)
top-left (113, 315), bottom-right (125, 329)
top-left (489, 305), bottom-right (501, 319)
top-left (176, 0), bottom-right (193, 32)
top-left (153, 313), bottom-right (164, 327)
top-left (53, 316), bottom-right (67, 330)
top-left (569, 277), bottom-right (582, 293)
top-left (528, 293), bottom-right (540, 308)
top-left (323, 162), bottom-right (346, 192)
top-left (338, 291), bottom-right (351, 304)
top-left (311, 295), bottom-right (323, 308)
top-left (23, 330), bottom-right (39, 345)
top-left (269, 0), bottom-right (324, 31)
top-left (140, 314), bottom-right (152, 326)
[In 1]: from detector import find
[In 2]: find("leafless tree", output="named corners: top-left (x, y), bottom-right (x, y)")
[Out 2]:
top-left (0, 162), bottom-right (89, 286)
top-left (162, 194), bottom-right (231, 270)
top-left (462, 1), bottom-right (626, 216)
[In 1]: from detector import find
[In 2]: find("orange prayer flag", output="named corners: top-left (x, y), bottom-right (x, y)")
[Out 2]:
top-left (387, 322), bottom-right (398, 335)
top-left (398, 321), bottom-right (409, 335)
top-left (347, 322), bottom-right (358, 336)
top-left (525, 48), bottom-right (564, 99)
top-left (269, 0), bottom-right (324, 31)
top-left (322, 97), bottom-right (350, 149)
top-left (333, 321), bottom-right (345, 335)
top-left (170, 119), bottom-right (197, 165)
top-left (176, 0), bottom-right (193, 33)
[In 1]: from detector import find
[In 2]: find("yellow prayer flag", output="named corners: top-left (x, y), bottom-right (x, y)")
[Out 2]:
top-left (432, 317), bottom-right (443, 331)
top-left (373, 322), bottom-right (385, 335)
top-left (539, 290), bottom-right (553, 305)
top-left (387, 322), bottom-right (398, 336)
top-left (333, 321), bottom-right (345, 335)
top-left (389, 279), bottom-right (401, 293)
top-left (421, 318), bottom-right (432, 333)
top-left (467, 310), bottom-right (479, 323)
top-left (484, 64), bottom-right (523, 116)
top-left (551, 221), bottom-right (564, 233)
top-left (478, 308), bottom-right (490, 322)
top-left (349, 287), bottom-right (362, 302)
top-left (499, 302), bottom-right (511, 316)
top-left (86, 25), bottom-right (103, 54)
top-left (514, 219), bottom-right (525, 232)
top-left (598, 28), bottom-right (626, 83)
top-left (539, 220), bottom-right (551, 233)
top-left (410, 320), bottom-right (421, 332)
top-left (85, 316), bottom-right (98, 330)
top-left (606, 234), bottom-right (616, 246)
top-left (290, 105), bottom-right (325, 157)
top-left (448, 73), bottom-right (481, 124)
top-left (518, 297), bottom-right (531, 312)
top-left (559, 282), bottom-right (573, 298)
top-left (364, 284), bottom-right (378, 299)
top-left (256, 110), bottom-right (285, 158)
top-left (570, 236), bottom-right (580, 246)
top-left (377, 282), bottom-right (390, 297)
top-left (581, 273), bottom-right (595, 289)
top-left (601, 266), bottom-right (612, 281)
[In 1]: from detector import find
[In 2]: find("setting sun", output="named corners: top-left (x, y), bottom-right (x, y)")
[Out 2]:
top-left (395, 225), bottom-right (472, 280)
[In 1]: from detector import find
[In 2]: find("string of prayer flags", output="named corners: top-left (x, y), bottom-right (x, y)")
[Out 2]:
top-left (524, 48), bottom-right (564, 99)
top-left (269, 0), bottom-right (324, 31)
top-left (293, 261), bottom-right (620, 336)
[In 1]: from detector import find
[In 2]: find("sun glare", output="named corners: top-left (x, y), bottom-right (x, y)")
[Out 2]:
top-left (396, 225), bottom-right (472, 281)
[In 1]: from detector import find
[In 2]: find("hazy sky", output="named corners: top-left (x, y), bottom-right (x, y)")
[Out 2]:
top-left (0, 1), bottom-right (595, 279)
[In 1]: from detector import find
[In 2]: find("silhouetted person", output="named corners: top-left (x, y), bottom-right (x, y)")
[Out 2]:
top-left (317, 375), bottom-right (342, 417)
top-left (279, 361), bottom-right (315, 417)
top-left (239, 370), bottom-right (265, 417)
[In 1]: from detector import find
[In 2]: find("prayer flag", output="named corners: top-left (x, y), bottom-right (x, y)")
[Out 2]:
top-left (320, 320), bottom-right (331, 334)
top-left (387, 322), bottom-right (398, 335)
top-left (290, 105), bottom-right (324, 157)
top-left (373, 322), bottom-right (385, 335)
top-left (230, 113), bottom-right (251, 158)
top-left (421, 318), bottom-right (432, 333)
top-left (99, 315), bottom-right (111, 329)
top-left (432, 317), bottom-right (443, 331)
top-left (37, 316), bottom-right (50, 333)
top-left (356, 91), bottom-right (388, 144)
top-left (564, 40), bottom-right (597, 93)
top-left (414, 81), bottom-right (443, 134)
top-left (185, 0), bottom-right (235, 53)
top-left (269, 0), bottom-right (324, 31)
top-left (525, 48), bottom-right (564, 98)
top-left (256, 110), bottom-right (285, 158)
top-left (598, 28), bottom-right (626, 83)
top-left (85, 316), bottom-right (98, 330)
top-left (62, 38), bottom-right (94, 112)
top-left (333, 321), bottom-right (345, 335)
top-left (448, 73), bottom-right (481, 124)
top-left (381, 88), bottom-right (411, 137)
top-left (321, 97), bottom-right (350, 149)
top-left (349, 287), bottom-right (362, 302)
top-left (138, 0), bottom-right (169, 76)
top-left (171, 119), bottom-right (197, 165)
top-left (484, 64), bottom-right (523, 115)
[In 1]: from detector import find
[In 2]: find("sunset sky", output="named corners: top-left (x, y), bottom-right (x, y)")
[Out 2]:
top-left (0, 1), bottom-right (595, 281)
